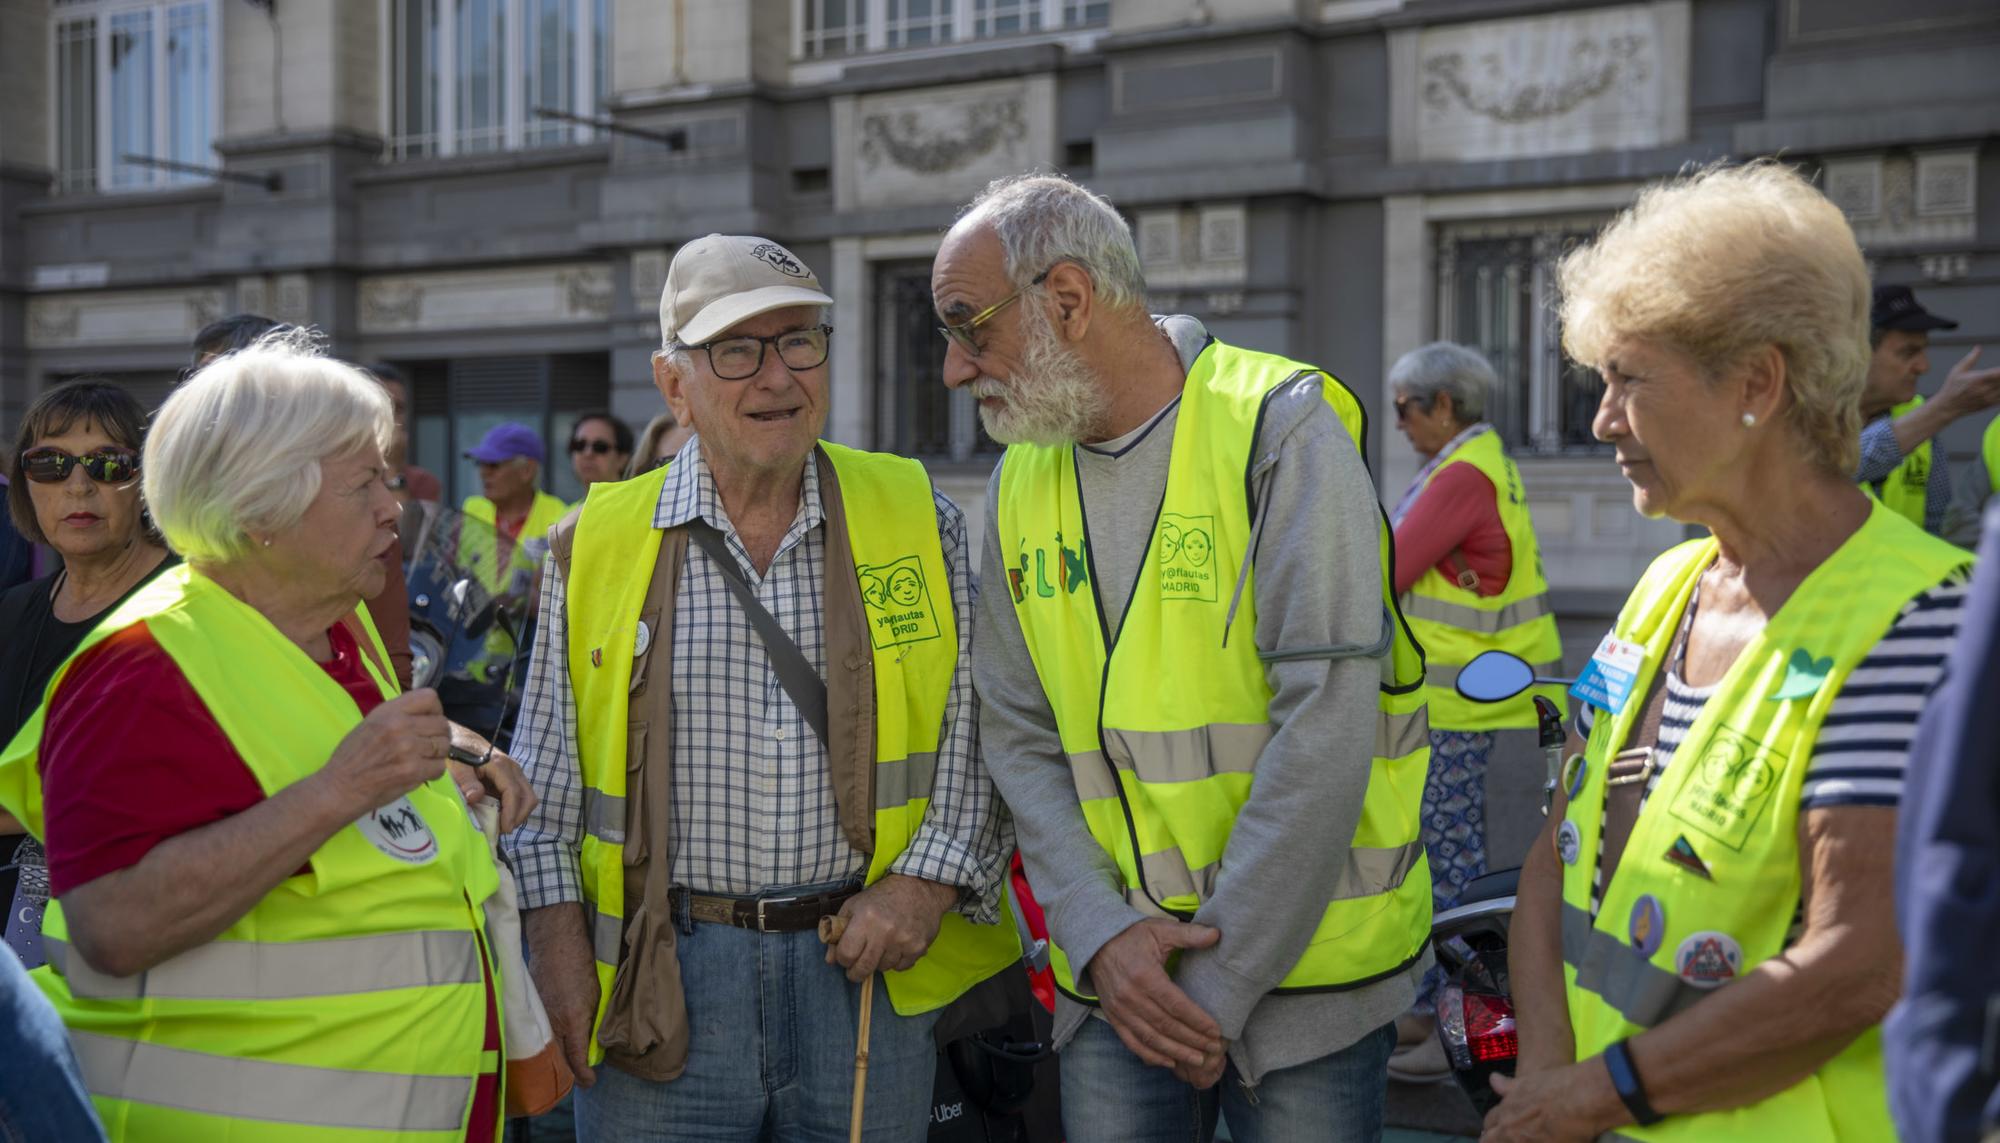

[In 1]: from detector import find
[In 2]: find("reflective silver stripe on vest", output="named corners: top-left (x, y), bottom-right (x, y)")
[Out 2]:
top-left (1378, 705), bottom-right (1430, 759)
top-left (1133, 838), bottom-right (1423, 911)
top-left (1103, 723), bottom-right (1269, 785)
top-left (586, 903), bottom-right (624, 966)
top-left (44, 931), bottom-right (481, 1002)
top-left (1332, 840), bottom-right (1425, 900)
top-left (1068, 750), bottom-right (1118, 802)
top-left (1402, 592), bottom-right (1552, 634)
top-left (70, 1031), bottom-right (473, 1132)
top-left (1561, 900), bottom-right (1706, 1029)
top-left (874, 752), bottom-right (938, 810)
top-left (1426, 660), bottom-right (1563, 692)
top-left (584, 789), bottom-right (625, 845)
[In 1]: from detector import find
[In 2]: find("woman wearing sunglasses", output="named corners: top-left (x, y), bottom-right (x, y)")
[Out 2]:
top-left (0, 380), bottom-right (175, 972)
top-left (566, 410), bottom-right (634, 495)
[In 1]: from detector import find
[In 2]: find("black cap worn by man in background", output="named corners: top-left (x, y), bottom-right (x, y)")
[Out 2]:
top-left (1855, 284), bottom-right (1999, 537)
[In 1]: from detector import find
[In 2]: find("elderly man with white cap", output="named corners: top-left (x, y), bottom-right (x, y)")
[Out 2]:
top-left (504, 235), bottom-right (1018, 1141)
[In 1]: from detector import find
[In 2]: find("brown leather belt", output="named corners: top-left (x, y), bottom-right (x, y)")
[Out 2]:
top-left (668, 886), bottom-right (860, 933)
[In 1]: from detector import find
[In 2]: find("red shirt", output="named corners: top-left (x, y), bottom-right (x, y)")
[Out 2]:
top-left (40, 619), bottom-right (500, 1141)
top-left (1391, 462), bottom-right (1514, 597)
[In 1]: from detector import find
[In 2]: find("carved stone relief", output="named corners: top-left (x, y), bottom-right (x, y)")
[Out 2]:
top-left (833, 77), bottom-right (1056, 211)
top-left (26, 287), bottom-right (228, 349)
top-left (1832, 150), bottom-right (1977, 249)
top-left (356, 264), bottom-right (614, 335)
top-left (1138, 203), bottom-right (1248, 290)
top-left (631, 249), bottom-right (671, 312)
top-left (1395, 2), bottom-right (1688, 163)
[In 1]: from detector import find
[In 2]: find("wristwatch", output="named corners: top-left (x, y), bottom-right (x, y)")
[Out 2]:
top-left (447, 742), bottom-right (492, 768)
top-left (1603, 1039), bottom-right (1663, 1126)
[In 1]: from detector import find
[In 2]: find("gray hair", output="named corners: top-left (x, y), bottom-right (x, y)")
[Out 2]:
top-left (146, 328), bottom-right (393, 564)
top-left (955, 174), bottom-right (1148, 313)
top-left (1387, 341), bottom-right (1494, 425)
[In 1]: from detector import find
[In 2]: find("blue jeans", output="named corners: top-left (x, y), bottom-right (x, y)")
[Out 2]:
top-left (574, 905), bottom-right (941, 1142)
top-left (0, 950), bottom-right (106, 1142)
top-left (1059, 1014), bottom-right (1396, 1143)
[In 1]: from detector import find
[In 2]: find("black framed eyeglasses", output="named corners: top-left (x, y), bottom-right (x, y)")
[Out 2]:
top-left (688, 324), bottom-right (833, 381)
top-left (21, 446), bottom-right (141, 485)
top-left (936, 265), bottom-right (1057, 358)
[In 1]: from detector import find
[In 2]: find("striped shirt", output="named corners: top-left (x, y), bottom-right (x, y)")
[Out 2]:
top-left (502, 439), bottom-right (1008, 921)
top-left (1578, 570), bottom-right (1968, 917)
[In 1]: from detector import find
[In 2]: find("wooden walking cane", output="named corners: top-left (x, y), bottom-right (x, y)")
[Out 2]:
top-left (818, 915), bottom-right (872, 1143)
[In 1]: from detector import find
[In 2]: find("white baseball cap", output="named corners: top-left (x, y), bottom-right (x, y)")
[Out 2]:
top-left (659, 234), bottom-right (834, 346)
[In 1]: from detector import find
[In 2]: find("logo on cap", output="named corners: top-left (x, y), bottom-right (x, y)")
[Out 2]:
top-left (752, 243), bottom-right (810, 279)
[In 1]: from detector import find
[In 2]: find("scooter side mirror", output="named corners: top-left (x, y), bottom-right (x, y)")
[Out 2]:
top-left (1455, 650), bottom-right (1537, 703)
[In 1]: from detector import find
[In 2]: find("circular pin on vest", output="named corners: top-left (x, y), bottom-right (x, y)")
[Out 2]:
top-left (1556, 820), bottom-right (1581, 865)
top-left (1674, 931), bottom-right (1743, 989)
top-left (1628, 894), bottom-right (1666, 957)
top-left (1563, 754), bottom-right (1588, 800)
top-left (634, 620), bottom-right (652, 658)
top-left (356, 795), bottom-right (438, 865)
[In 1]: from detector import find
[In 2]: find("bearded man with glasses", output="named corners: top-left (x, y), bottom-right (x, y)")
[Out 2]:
top-left (505, 234), bottom-right (1019, 1141)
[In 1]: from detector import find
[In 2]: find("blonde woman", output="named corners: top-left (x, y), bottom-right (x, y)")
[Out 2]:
top-left (1487, 163), bottom-right (1968, 1141)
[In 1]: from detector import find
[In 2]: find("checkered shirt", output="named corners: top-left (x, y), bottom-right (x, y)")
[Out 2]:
top-left (503, 439), bottom-right (1008, 921)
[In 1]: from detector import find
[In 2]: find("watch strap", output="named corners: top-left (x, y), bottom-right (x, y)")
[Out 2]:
top-left (1603, 1039), bottom-right (1663, 1127)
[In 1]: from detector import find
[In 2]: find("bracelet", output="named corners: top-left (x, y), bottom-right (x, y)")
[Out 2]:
top-left (1602, 1039), bottom-right (1663, 1127)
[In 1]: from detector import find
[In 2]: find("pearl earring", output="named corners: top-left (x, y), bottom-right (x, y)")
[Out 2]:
top-left (1741, 413), bottom-right (1756, 428)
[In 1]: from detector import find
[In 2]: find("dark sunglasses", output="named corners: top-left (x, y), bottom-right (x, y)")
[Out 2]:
top-left (1393, 395), bottom-right (1432, 422)
top-left (21, 446), bottom-right (141, 485)
top-left (569, 438), bottom-right (618, 455)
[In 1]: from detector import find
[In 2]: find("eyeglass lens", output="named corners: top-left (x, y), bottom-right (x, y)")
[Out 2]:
top-left (23, 447), bottom-right (141, 485)
top-left (569, 439), bottom-right (613, 455)
top-left (707, 326), bottom-right (830, 381)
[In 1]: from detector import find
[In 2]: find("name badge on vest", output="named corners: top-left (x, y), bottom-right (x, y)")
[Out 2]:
top-left (1571, 635), bottom-right (1646, 715)
top-left (357, 796), bottom-right (439, 864)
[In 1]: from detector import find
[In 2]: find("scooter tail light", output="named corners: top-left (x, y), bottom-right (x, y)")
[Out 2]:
top-left (1462, 990), bottom-right (1519, 1063)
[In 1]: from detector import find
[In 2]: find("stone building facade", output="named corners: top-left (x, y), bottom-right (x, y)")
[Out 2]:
top-left (0, 0), bottom-right (1995, 613)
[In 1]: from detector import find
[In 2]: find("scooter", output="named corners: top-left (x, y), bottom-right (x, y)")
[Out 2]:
top-left (1428, 651), bottom-right (1574, 1114)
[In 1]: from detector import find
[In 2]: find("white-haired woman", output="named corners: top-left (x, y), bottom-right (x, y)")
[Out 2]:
top-left (0, 335), bottom-right (534, 1142)
top-left (1385, 342), bottom-right (1563, 1081)
top-left (1485, 163), bottom-right (1968, 1141)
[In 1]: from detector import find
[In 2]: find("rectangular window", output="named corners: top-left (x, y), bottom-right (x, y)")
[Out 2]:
top-left (389, 0), bottom-right (608, 160)
top-left (799, 0), bottom-right (1106, 58)
top-left (874, 262), bottom-right (1002, 464)
top-left (52, 1), bottom-right (215, 194)
top-left (1435, 219), bottom-right (1609, 455)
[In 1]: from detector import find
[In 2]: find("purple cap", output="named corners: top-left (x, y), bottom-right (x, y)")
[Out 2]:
top-left (464, 422), bottom-right (546, 464)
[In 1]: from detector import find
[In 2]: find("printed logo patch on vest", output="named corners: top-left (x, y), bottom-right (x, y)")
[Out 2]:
top-left (357, 796), bottom-right (439, 865)
top-left (1157, 513), bottom-right (1217, 602)
top-left (1669, 726), bottom-right (1780, 852)
top-left (858, 556), bottom-right (942, 648)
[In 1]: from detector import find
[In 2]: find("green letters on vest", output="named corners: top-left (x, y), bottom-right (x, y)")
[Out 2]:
top-left (1560, 502), bottom-right (1966, 1141)
top-left (996, 338), bottom-right (1432, 1001)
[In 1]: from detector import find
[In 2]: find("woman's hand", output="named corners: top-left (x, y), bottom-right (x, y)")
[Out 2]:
top-left (1483, 1060), bottom-right (1623, 1141)
top-left (319, 688), bottom-right (451, 817)
top-left (445, 721), bottom-right (538, 834)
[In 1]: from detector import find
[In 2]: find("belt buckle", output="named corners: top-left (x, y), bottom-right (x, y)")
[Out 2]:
top-left (755, 894), bottom-right (801, 933)
top-left (1607, 746), bottom-right (1654, 787)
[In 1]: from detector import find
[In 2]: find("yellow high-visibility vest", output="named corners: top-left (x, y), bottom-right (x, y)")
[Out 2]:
top-left (1867, 398), bottom-right (1931, 528)
top-left (1401, 427), bottom-right (1564, 731)
top-left (0, 565), bottom-right (502, 1141)
top-left (563, 445), bottom-right (1019, 1062)
top-left (1561, 502), bottom-right (1966, 1140)
top-left (996, 338), bottom-right (1432, 1000)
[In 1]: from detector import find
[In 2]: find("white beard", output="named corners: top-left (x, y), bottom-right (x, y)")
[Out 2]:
top-left (967, 304), bottom-right (1106, 447)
